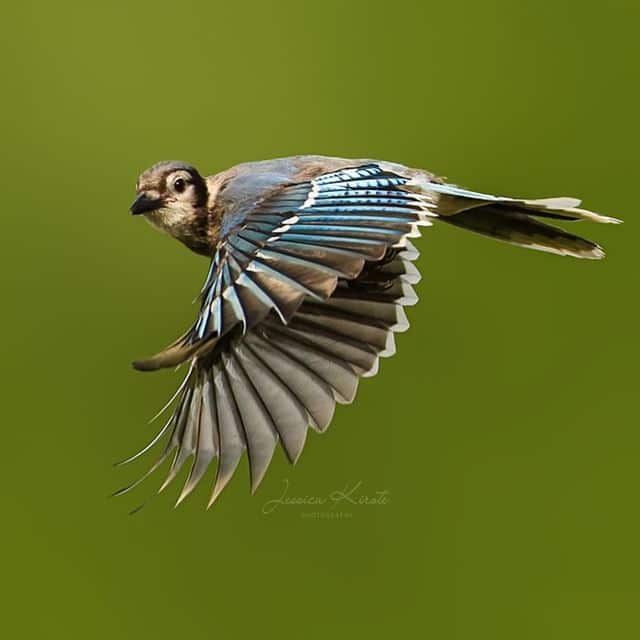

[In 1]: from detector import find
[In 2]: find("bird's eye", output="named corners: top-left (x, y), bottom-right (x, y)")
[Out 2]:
top-left (173, 178), bottom-right (186, 193)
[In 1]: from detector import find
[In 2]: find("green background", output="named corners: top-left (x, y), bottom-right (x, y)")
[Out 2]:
top-left (1, 1), bottom-right (638, 638)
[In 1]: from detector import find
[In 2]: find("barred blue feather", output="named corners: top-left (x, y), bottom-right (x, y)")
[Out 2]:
top-left (190, 164), bottom-right (433, 344)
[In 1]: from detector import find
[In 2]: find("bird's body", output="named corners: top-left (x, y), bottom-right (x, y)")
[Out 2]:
top-left (120, 155), bottom-right (620, 507)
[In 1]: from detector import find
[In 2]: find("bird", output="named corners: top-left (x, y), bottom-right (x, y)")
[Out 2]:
top-left (116, 155), bottom-right (621, 508)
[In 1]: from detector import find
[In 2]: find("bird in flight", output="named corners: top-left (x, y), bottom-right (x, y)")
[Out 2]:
top-left (116, 155), bottom-right (620, 508)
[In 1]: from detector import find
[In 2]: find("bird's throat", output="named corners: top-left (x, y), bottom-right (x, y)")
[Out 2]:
top-left (145, 206), bottom-right (216, 257)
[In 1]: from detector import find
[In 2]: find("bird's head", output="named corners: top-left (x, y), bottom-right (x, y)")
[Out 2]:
top-left (130, 161), bottom-right (211, 253)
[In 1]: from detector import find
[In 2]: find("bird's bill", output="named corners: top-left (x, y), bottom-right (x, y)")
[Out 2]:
top-left (130, 193), bottom-right (163, 215)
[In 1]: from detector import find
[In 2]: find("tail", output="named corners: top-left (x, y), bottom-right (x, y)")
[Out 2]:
top-left (442, 206), bottom-right (608, 259)
top-left (406, 179), bottom-right (622, 259)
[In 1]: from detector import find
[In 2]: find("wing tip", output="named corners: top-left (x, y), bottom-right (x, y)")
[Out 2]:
top-left (207, 481), bottom-right (226, 509)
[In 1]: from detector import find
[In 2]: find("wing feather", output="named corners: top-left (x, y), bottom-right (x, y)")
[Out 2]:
top-left (122, 163), bottom-right (430, 505)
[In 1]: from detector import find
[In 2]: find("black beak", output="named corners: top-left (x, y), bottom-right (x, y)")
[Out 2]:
top-left (130, 193), bottom-right (163, 215)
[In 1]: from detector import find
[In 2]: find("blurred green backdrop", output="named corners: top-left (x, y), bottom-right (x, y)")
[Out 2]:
top-left (1, 1), bottom-right (638, 638)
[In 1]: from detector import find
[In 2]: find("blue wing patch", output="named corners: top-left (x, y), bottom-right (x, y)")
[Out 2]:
top-left (191, 164), bottom-right (434, 343)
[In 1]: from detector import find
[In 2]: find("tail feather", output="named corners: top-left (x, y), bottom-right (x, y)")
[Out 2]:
top-left (512, 197), bottom-right (622, 225)
top-left (442, 206), bottom-right (606, 259)
top-left (408, 179), bottom-right (622, 225)
top-left (404, 177), bottom-right (621, 259)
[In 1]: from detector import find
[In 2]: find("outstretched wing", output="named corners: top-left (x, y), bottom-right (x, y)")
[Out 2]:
top-left (119, 164), bottom-right (433, 506)
top-left (194, 164), bottom-right (434, 341)
top-left (133, 163), bottom-right (434, 371)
